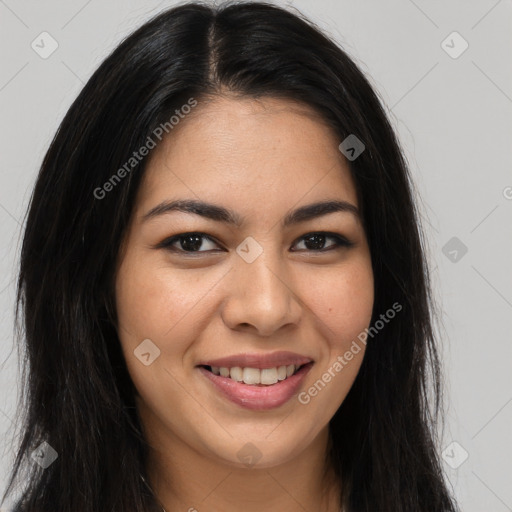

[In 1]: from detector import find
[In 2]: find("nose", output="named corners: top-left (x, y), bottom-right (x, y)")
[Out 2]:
top-left (221, 248), bottom-right (302, 337)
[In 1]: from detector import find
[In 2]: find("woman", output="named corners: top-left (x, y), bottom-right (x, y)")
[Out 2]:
top-left (3, 2), bottom-right (459, 511)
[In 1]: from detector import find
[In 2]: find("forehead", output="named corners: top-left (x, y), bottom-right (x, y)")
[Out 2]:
top-left (136, 95), bottom-right (358, 223)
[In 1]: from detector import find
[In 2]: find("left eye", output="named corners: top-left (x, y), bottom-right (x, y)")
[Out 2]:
top-left (291, 233), bottom-right (353, 252)
top-left (157, 232), bottom-right (353, 254)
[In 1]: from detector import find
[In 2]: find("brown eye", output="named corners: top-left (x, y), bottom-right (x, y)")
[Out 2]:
top-left (157, 231), bottom-right (353, 255)
top-left (291, 232), bottom-right (354, 252)
top-left (158, 233), bottom-right (223, 253)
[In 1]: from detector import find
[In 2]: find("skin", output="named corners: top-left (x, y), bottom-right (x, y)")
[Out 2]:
top-left (115, 95), bottom-right (374, 512)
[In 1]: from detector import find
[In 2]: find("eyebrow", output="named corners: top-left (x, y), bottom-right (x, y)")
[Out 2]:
top-left (141, 198), bottom-right (360, 228)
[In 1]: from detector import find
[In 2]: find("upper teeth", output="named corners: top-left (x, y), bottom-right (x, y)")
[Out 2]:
top-left (211, 365), bottom-right (298, 385)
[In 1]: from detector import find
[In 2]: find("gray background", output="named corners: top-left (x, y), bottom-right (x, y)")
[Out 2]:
top-left (1, 1), bottom-right (511, 510)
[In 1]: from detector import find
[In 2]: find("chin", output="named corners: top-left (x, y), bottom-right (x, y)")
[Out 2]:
top-left (202, 423), bottom-right (318, 470)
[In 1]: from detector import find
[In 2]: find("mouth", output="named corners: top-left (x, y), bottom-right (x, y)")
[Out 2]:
top-left (196, 353), bottom-right (314, 410)
top-left (200, 363), bottom-right (308, 386)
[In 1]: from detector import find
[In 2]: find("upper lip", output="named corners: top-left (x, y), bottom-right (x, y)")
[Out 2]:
top-left (197, 351), bottom-right (314, 370)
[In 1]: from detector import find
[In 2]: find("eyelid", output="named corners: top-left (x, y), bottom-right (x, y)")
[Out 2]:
top-left (155, 231), bottom-right (354, 254)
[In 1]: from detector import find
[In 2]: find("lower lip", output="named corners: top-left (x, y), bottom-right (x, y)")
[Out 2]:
top-left (198, 363), bottom-right (313, 411)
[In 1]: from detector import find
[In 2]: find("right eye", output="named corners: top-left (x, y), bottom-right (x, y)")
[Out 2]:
top-left (157, 232), bottom-right (224, 254)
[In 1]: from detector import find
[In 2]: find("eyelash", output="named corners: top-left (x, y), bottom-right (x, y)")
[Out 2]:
top-left (156, 231), bottom-right (354, 255)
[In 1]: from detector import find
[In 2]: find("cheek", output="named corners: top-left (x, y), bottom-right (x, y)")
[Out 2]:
top-left (114, 255), bottom-right (231, 401)
top-left (302, 258), bottom-right (374, 346)
top-left (115, 256), bottom-right (215, 344)
top-left (295, 261), bottom-right (373, 419)
top-left (114, 257), bottom-right (203, 415)
top-left (116, 249), bottom-right (374, 365)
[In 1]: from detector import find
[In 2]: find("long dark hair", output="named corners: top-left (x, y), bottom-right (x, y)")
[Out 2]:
top-left (3, 1), bottom-right (458, 511)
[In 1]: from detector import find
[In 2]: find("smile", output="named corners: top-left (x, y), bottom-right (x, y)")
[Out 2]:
top-left (203, 364), bottom-right (304, 385)
top-left (196, 351), bottom-right (314, 410)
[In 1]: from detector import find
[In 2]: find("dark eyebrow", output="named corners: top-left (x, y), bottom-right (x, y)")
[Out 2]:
top-left (141, 198), bottom-right (359, 227)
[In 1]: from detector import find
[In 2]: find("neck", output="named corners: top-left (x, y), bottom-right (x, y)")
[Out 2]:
top-left (142, 408), bottom-right (341, 512)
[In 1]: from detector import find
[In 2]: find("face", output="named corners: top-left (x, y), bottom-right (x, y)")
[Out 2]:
top-left (115, 95), bottom-right (374, 469)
